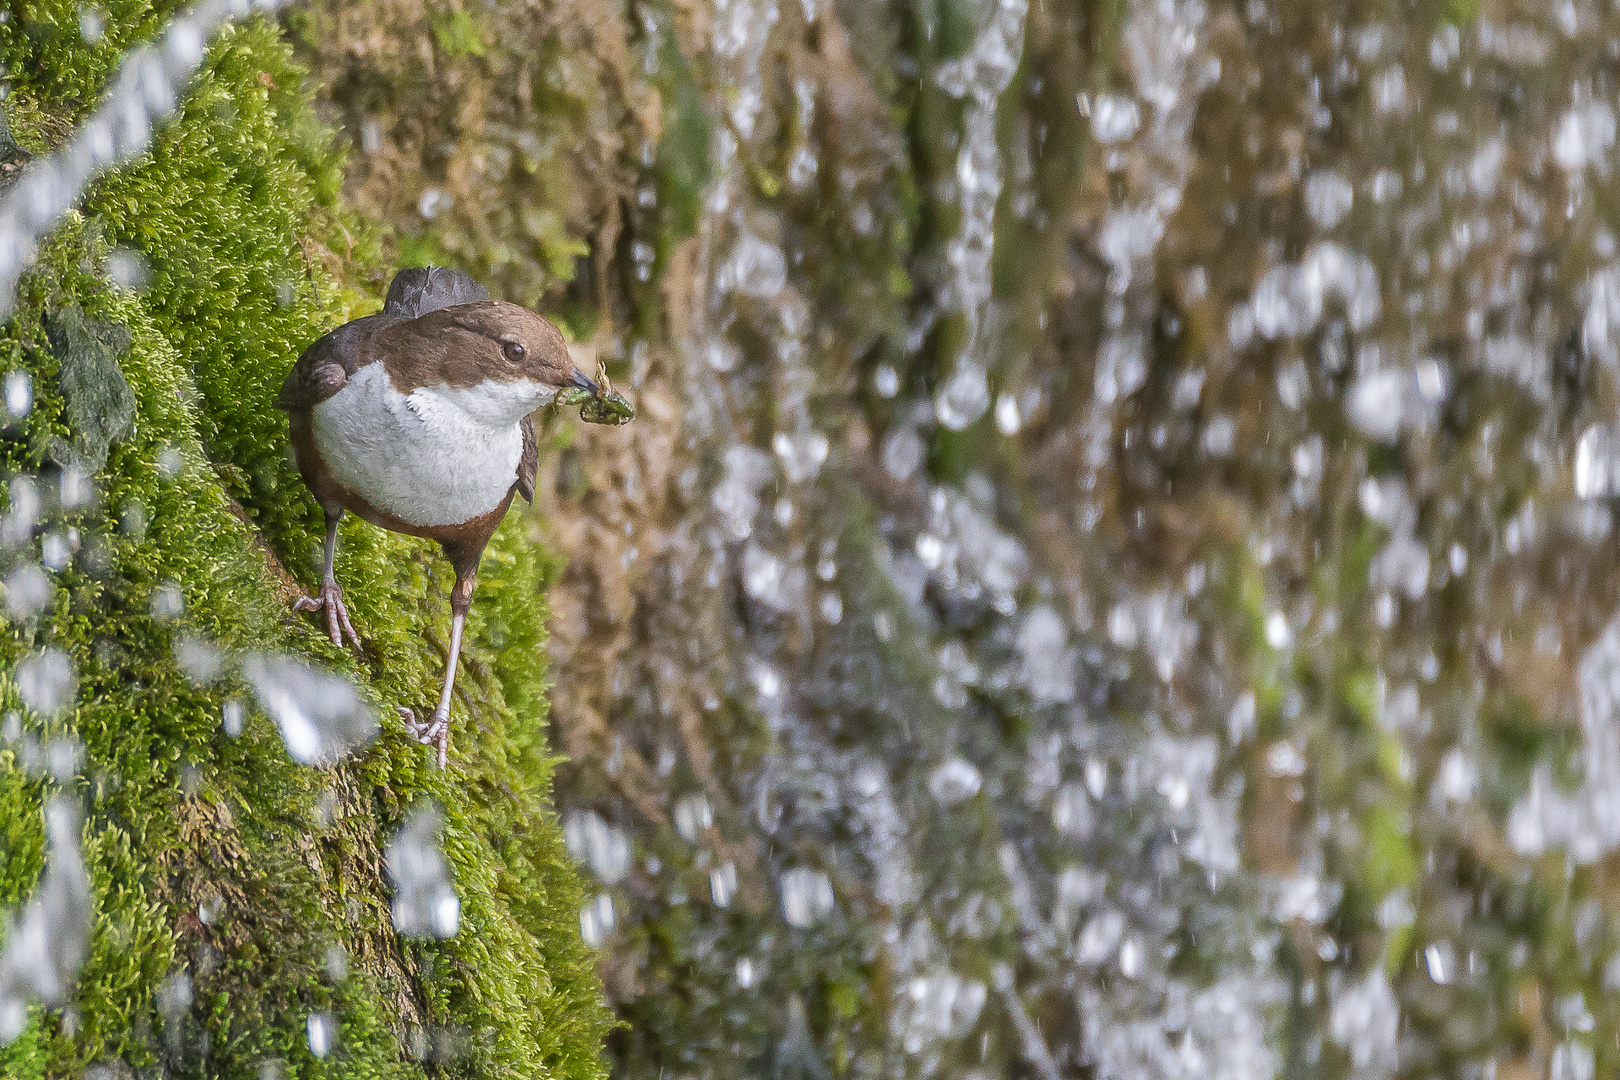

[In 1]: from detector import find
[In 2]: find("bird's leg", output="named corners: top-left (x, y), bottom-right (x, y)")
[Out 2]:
top-left (293, 510), bottom-right (362, 653)
top-left (423, 608), bottom-right (466, 770)
top-left (406, 569), bottom-right (475, 769)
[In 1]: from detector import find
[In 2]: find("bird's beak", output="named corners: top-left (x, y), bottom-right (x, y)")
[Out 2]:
top-left (568, 369), bottom-right (601, 395)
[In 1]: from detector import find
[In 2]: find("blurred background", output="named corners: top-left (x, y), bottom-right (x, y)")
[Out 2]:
top-left (7, 0), bottom-right (1620, 1077)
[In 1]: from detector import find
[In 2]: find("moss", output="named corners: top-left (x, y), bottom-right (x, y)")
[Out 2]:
top-left (430, 11), bottom-right (487, 59)
top-left (1359, 803), bottom-right (1417, 900)
top-left (1, 6), bottom-right (608, 1078)
top-left (650, 32), bottom-right (712, 250)
top-left (0, 0), bottom-right (181, 125)
top-left (285, 0), bottom-right (640, 312)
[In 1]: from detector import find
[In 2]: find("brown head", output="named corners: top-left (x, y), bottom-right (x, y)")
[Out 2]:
top-left (380, 300), bottom-right (598, 424)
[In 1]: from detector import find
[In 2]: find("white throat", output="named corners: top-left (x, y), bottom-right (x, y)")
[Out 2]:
top-left (430, 377), bottom-right (557, 427)
top-left (311, 364), bottom-right (546, 527)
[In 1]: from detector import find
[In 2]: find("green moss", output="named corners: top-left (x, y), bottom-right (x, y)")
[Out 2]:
top-left (653, 47), bottom-right (711, 248)
top-left (431, 10), bottom-right (487, 59)
top-left (0, 0), bottom-right (181, 126)
top-left (1359, 803), bottom-right (1417, 900)
top-left (1, 6), bottom-right (608, 1078)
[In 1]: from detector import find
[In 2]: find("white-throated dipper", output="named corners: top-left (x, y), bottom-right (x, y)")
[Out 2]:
top-left (277, 266), bottom-right (598, 767)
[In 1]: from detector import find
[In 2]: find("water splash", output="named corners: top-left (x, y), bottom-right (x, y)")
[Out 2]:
top-left (15, 648), bottom-right (76, 717)
top-left (3, 563), bottom-right (53, 619)
top-left (778, 867), bottom-right (835, 928)
top-left (563, 809), bottom-right (632, 885)
top-left (240, 653), bottom-right (377, 765)
top-left (385, 806), bottom-right (461, 939)
top-left (1508, 613), bottom-right (1620, 862)
top-left (0, 798), bottom-right (91, 1042)
top-left (932, 0), bottom-right (1029, 429)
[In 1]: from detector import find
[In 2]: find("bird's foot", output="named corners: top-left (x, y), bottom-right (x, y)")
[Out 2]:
top-left (398, 706), bottom-right (450, 769)
top-left (294, 578), bottom-right (362, 654)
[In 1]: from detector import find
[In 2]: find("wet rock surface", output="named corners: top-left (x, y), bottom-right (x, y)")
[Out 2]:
top-left (288, 0), bottom-right (1620, 1072)
top-left (4, 0), bottom-right (1615, 1075)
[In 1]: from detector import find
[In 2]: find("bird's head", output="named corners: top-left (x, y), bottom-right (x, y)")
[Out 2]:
top-left (407, 300), bottom-right (599, 425)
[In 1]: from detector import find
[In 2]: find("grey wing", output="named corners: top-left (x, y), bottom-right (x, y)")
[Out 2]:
top-left (516, 413), bottom-right (538, 503)
top-left (383, 266), bottom-right (490, 318)
top-left (275, 317), bottom-right (382, 411)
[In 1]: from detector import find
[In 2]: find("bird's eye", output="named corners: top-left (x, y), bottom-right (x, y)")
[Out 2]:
top-left (503, 340), bottom-right (526, 362)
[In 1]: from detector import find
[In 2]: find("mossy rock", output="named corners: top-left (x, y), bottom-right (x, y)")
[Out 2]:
top-left (0, 7), bottom-right (609, 1078)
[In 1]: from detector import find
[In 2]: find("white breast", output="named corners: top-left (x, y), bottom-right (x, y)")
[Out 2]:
top-left (311, 363), bottom-right (531, 528)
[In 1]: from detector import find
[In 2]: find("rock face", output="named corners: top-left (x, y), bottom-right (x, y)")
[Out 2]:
top-left (294, 0), bottom-right (1620, 1077)
top-left (11, 0), bottom-right (1620, 1077)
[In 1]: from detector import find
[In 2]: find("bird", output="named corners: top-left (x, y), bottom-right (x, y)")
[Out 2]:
top-left (276, 266), bottom-right (598, 767)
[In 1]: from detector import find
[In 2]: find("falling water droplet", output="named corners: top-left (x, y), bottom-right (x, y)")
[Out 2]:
top-left (927, 757), bottom-right (983, 806)
top-left (241, 654), bottom-right (378, 765)
top-left (386, 806), bottom-right (461, 939)
top-left (222, 697), bottom-right (245, 737)
top-left (580, 893), bottom-right (615, 947)
top-left (4, 371), bottom-right (31, 418)
top-left (934, 362), bottom-right (990, 431)
top-left (306, 1012), bottom-right (334, 1058)
top-left (4, 563), bottom-right (52, 619)
top-left (779, 868), bottom-right (835, 927)
top-left (17, 648), bottom-right (76, 717)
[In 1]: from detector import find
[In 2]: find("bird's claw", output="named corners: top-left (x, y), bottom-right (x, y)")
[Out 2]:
top-left (398, 706), bottom-right (450, 769)
top-left (294, 578), bottom-right (362, 654)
